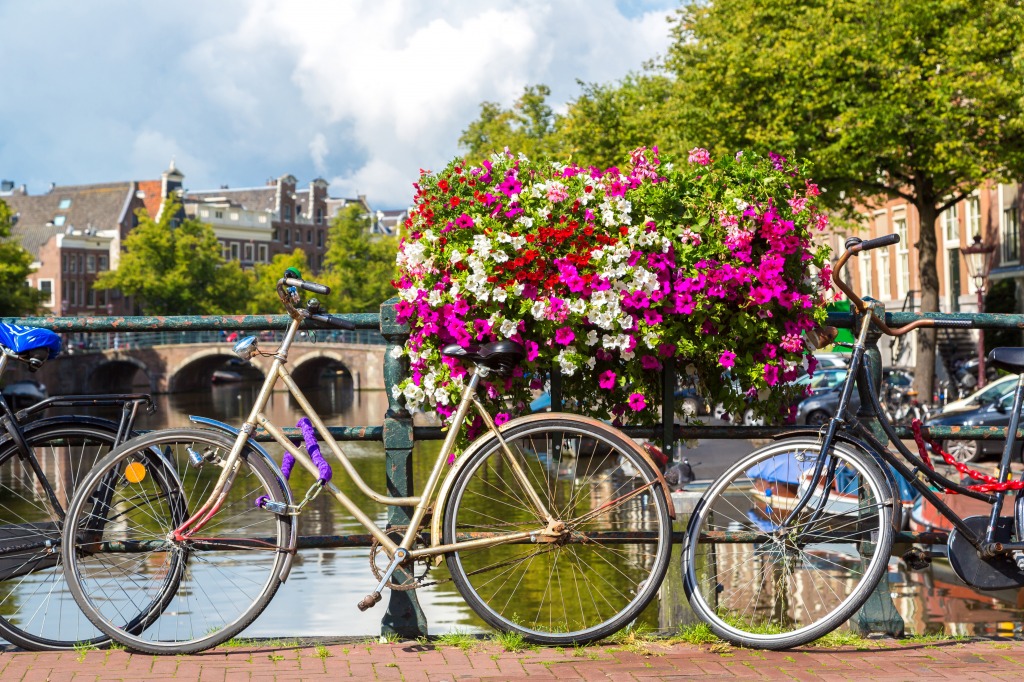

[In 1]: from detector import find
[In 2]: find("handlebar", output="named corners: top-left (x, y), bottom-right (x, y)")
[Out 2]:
top-left (832, 233), bottom-right (972, 337)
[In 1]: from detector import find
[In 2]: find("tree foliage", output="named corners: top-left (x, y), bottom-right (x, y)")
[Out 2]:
top-left (321, 204), bottom-right (398, 314)
top-left (245, 249), bottom-right (311, 314)
top-left (94, 196), bottom-right (252, 315)
top-left (459, 85), bottom-right (564, 163)
top-left (0, 199), bottom-right (45, 316)
top-left (664, 0), bottom-right (1024, 400)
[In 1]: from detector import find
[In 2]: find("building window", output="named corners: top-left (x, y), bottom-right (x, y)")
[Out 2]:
top-left (70, 256), bottom-right (77, 274)
top-left (244, 243), bottom-right (253, 262)
top-left (99, 255), bottom-right (108, 270)
top-left (942, 204), bottom-right (958, 242)
top-left (294, 229), bottom-right (300, 244)
top-left (200, 209), bottom-right (209, 218)
top-left (38, 279), bottom-right (54, 307)
top-left (965, 196), bottom-right (980, 239)
top-left (284, 205), bottom-right (292, 221)
top-left (230, 243), bottom-right (240, 261)
top-left (317, 230), bottom-right (324, 248)
top-left (1003, 207), bottom-right (1020, 263)
top-left (258, 244), bottom-right (268, 262)
top-left (58, 198), bottom-right (72, 209)
top-left (62, 254), bottom-right (68, 273)
top-left (284, 230), bottom-right (290, 246)
top-left (859, 251), bottom-right (873, 299)
top-left (259, 215), bottom-right (267, 224)
top-left (878, 248), bottom-right (891, 300)
top-left (307, 229), bottom-right (312, 243)
top-left (231, 212), bottom-right (239, 221)
top-left (87, 288), bottom-right (96, 307)
top-left (86, 255), bottom-right (96, 273)
top-left (316, 208), bottom-right (323, 225)
top-left (895, 216), bottom-right (910, 297)
top-left (215, 210), bottom-right (224, 219)
top-left (54, 215), bottom-right (66, 227)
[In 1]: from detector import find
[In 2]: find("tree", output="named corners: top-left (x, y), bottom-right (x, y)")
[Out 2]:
top-left (0, 199), bottom-right (45, 316)
top-left (321, 205), bottom-right (398, 314)
top-left (664, 0), bottom-right (1024, 402)
top-left (94, 196), bottom-right (252, 315)
top-left (245, 249), bottom-right (311, 314)
top-left (459, 84), bottom-right (564, 162)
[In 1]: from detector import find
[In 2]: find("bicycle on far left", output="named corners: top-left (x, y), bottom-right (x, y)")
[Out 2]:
top-left (0, 322), bottom-right (154, 651)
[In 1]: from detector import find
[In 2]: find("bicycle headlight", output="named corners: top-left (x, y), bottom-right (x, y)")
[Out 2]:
top-left (232, 335), bottom-right (259, 361)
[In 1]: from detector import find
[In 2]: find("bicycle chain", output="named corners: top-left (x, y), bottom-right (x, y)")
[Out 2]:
top-left (368, 527), bottom-right (560, 590)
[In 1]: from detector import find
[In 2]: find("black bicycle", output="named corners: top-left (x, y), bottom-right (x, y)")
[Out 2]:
top-left (0, 321), bottom-right (159, 651)
top-left (683, 233), bottom-right (1024, 649)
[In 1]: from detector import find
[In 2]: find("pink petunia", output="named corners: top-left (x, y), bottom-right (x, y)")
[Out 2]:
top-left (494, 412), bottom-right (511, 426)
top-left (628, 393), bottom-right (647, 411)
top-left (598, 370), bottom-right (617, 390)
top-left (554, 327), bottom-right (575, 345)
top-left (719, 350), bottom-right (737, 368)
top-left (687, 147), bottom-right (711, 166)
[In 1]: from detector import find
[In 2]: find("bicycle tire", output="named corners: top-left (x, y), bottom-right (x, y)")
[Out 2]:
top-left (443, 416), bottom-right (673, 645)
top-left (683, 436), bottom-right (895, 649)
top-left (0, 417), bottom-right (144, 651)
top-left (61, 428), bottom-right (291, 655)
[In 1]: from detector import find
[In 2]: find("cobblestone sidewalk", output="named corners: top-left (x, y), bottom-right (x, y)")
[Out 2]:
top-left (2, 636), bottom-right (1022, 681)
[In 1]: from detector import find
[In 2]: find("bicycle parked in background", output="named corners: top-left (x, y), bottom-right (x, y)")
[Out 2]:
top-left (683, 233), bottom-right (1024, 649)
top-left (0, 322), bottom-right (153, 651)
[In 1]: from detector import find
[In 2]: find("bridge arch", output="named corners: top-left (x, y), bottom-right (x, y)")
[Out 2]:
top-left (290, 350), bottom-right (354, 390)
top-left (87, 358), bottom-right (153, 393)
top-left (167, 348), bottom-right (266, 393)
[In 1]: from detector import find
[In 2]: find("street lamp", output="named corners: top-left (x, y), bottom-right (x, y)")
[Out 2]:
top-left (961, 233), bottom-right (996, 388)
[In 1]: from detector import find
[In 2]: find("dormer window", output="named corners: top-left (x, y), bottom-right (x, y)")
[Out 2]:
top-left (53, 215), bottom-right (66, 227)
top-left (58, 198), bottom-right (72, 209)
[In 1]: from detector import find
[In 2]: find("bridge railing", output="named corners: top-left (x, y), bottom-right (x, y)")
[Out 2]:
top-left (58, 327), bottom-right (385, 353)
top-left (5, 303), bottom-right (1024, 639)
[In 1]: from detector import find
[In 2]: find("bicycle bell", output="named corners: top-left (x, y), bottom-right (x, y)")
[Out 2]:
top-left (232, 335), bottom-right (259, 361)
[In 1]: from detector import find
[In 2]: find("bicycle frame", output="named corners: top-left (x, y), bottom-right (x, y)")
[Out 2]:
top-left (172, 312), bottom-right (555, 562)
top-left (784, 304), bottom-right (1023, 558)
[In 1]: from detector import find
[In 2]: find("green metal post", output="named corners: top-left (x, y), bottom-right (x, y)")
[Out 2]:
top-left (852, 301), bottom-right (905, 638)
top-left (378, 297), bottom-right (427, 638)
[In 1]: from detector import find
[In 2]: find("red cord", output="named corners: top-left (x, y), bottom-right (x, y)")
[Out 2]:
top-left (910, 419), bottom-right (1024, 493)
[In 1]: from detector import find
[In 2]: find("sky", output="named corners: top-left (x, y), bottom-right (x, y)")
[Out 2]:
top-left (0, 1), bottom-right (679, 209)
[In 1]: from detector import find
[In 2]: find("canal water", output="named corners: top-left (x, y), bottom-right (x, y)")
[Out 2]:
top-left (15, 376), bottom-right (1024, 639)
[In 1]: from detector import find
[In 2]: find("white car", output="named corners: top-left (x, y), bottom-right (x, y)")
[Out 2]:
top-left (940, 373), bottom-right (1018, 414)
top-left (813, 352), bottom-right (850, 369)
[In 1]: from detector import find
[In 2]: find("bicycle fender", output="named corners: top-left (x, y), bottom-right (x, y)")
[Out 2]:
top-left (187, 416), bottom-right (299, 581)
top-left (429, 412), bottom-right (675, 563)
top-left (771, 430), bottom-right (902, 530)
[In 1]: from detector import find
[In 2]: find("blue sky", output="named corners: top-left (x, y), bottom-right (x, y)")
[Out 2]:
top-left (0, 1), bottom-right (679, 208)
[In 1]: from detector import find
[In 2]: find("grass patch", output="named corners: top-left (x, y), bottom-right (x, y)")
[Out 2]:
top-left (671, 623), bottom-right (720, 646)
top-left (220, 637), bottom-right (298, 649)
top-left (606, 623), bottom-right (660, 655)
top-left (492, 629), bottom-right (531, 653)
top-left (74, 641), bottom-right (96, 662)
top-left (900, 632), bottom-right (969, 646)
top-left (810, 630), bottom-right (871, 649)
top-left (314, 643), bottom-right (332, 660)
top-left (267, 653), bottom-right (285, 662)
top-left (437, 629), bottom-right (478, 650)
top-left (379, 631), bottom-right (402, 644)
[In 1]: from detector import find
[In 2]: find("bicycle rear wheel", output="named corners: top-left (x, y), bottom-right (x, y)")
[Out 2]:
top-left (443, 416), bottom-right (672, 644)
top-left (0, 419), bottom-right (124, 650)
top-left (683, 437), bottom-right (895, 649)
top-left (62, 428), bottom-right (291, 655)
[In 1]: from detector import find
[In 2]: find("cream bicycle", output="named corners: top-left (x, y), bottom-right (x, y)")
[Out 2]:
top-left (60, 271), bottom-right (673, 654)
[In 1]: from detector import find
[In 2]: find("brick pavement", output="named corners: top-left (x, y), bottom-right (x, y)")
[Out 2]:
top-left (1, 637), bottom-right (1023, 681)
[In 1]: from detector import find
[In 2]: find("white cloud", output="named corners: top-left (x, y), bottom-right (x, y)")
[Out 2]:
top-left (0, 0), bottom-right (677, 207)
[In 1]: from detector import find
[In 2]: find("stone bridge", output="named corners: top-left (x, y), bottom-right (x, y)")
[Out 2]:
top-left (17, 341), bottom-right (388, 395)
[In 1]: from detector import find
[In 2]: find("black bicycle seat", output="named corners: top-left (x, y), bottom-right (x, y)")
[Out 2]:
top-left (988, 347), bottom-right (1024, 374)
top-left (441, 341), bottom-right (526, 376)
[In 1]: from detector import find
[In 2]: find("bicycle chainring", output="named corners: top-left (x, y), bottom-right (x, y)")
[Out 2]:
top-left (948, 515), bottom-right (1024, 590)
top-left (369, 533), bottom-right (434, 591)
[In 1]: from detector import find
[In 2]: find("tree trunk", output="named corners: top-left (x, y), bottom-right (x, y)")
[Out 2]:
top-left (913, 202), bottom-right (940, 405)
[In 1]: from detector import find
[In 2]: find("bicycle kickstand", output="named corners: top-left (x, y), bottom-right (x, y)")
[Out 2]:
top-left (358, 547), bottom-right (410, 611)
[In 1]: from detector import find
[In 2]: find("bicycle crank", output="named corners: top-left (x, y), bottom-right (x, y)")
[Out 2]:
top-left (359, 547), bottom-right (409, 611)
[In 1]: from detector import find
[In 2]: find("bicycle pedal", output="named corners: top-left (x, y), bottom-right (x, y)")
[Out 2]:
top-left (901, 547), bottom-right (932, 571)
top-left (357, 591), bottom-right (382, 611)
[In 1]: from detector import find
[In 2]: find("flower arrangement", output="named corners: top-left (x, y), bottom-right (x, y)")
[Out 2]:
top-left (392, 146), bottom-right (832, 441)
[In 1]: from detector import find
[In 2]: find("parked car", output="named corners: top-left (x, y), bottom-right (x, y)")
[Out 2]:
top-left (813, 352), bottom-right (850, 369)
top-left (939, 373), bottom-right (1018, 415)
top-left (795, 379), bottom-right (861, 426)
top-left (924, 389), bottom-right (1024, 463)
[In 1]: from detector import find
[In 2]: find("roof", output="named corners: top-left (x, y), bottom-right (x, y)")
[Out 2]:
top-left (135, 180), bottom-right (164, 219)
top-left (185, 186), bottom-right (277, 213)
top-left (3, 182), bottom-right (135, 257)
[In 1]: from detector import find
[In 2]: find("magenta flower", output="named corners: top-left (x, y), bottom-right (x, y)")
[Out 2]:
top-left (640, 355), bottom-right (662, 371)
top-left (628, 393), bottom-right (647, 411)
top-left (764, 363), bottom-right (780, 387)
top-left (688, 147), bottom-right (711, 166)
top-left (598, 370), bottom-right (617, 390)
top-left (719, 350), bottom-right (737, 368)
top-left (524, 340), bottom-right (539, 362)
top-left (494, 412), bottom-right (510, 426)
top-left (554, 327), bottom-right (575, 345)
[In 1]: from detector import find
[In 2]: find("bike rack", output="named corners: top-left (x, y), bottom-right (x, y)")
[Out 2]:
top-left (5, 302), bottom-right (1024, 640)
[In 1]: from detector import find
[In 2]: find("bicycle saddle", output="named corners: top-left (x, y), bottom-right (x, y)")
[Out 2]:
top-left (0, 323), bottom-right (62, 360)
top-left (441, 341), bottom-right (526, 376)
top-left (988, 347), bottom-right (1024, 374)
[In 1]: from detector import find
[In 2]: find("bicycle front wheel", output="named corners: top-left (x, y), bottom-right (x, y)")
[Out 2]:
top-left (62, 428), bottom-right (291, 655)
top-left (443, 416), bottom-right (672, 645)
top-left (0, 419), bottom-right (123, 650)
top-left (684, 437), bottom-right (895, 649)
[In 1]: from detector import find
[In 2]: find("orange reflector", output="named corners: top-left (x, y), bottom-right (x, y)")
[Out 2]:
top-left (124, 461), bottom-right (147, 483)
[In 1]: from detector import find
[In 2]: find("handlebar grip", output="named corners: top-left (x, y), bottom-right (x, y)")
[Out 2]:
top-left (283, 277), bottom-right (331, 296)
top-left (308, 313), bottom-right (356, 331)
top-left (859, 233), bottom-right (900, 251)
